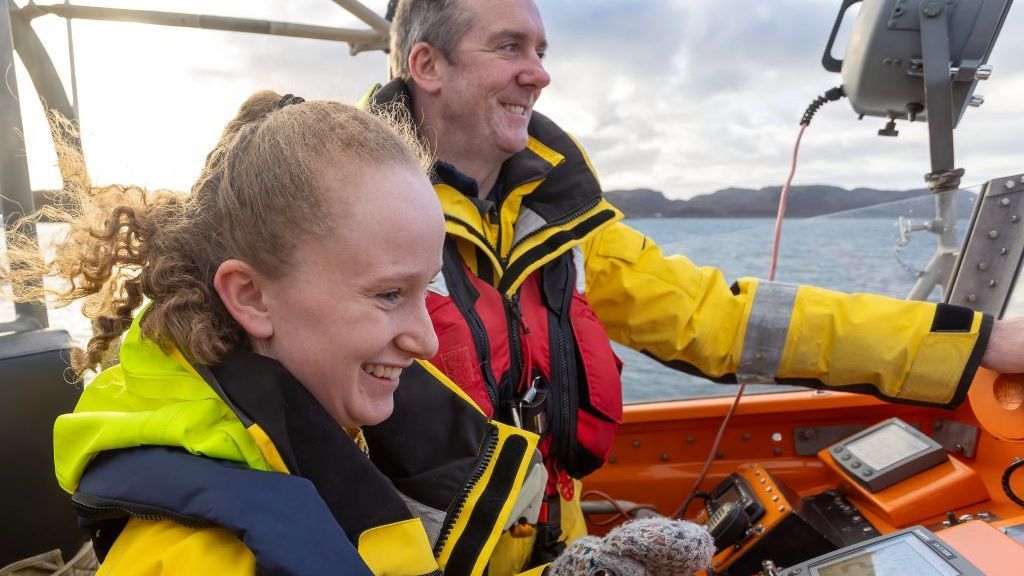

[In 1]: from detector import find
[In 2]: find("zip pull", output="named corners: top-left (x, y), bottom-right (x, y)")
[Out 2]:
top-left (507, 294), bottom-right (531, 334)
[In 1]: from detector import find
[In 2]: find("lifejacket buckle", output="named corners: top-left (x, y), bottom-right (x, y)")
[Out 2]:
top-left (518, 376), bottom-right (548, 435)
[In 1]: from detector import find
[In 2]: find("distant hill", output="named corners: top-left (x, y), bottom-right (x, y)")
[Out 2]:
top-left (604, 185), bottom-right (976, 218)
top-left (22, 186), bottom-right (974, 221)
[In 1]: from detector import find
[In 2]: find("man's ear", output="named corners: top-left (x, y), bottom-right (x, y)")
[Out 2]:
top-left (213, 259), bottom-right (274, 339)
top-left (408, 41), bottom-right (446, 94)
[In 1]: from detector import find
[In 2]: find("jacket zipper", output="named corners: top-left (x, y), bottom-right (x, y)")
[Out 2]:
top-left (465, 303), bottom-right (500, 410)
top-left (505, 293), bottom-right (531, 396)
top-left (552, 308), bottom-right (573, 469)
top-left (72, 494), bottom-right (210, 529)
top-left (432, 424), bottom-right (500, 556)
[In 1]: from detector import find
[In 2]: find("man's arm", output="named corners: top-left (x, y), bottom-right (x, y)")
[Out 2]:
top-left (582, 221), bottom-right (992, 408)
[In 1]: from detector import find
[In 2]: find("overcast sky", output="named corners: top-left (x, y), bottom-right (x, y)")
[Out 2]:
top-left (11, 0), bottom-right (1024, 199)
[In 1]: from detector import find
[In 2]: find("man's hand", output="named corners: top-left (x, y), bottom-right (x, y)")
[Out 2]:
top-left (981, 317), bottom-right (1024, 374)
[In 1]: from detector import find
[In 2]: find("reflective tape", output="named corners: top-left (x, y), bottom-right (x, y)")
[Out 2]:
top-left (737, 281), bottom-right (798, 385)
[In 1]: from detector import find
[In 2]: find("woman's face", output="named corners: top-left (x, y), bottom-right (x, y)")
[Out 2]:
top-left (257, 161), bottom-right (445, 428)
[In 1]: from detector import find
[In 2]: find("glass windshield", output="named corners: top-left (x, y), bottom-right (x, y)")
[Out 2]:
top-left (619, 187), bottom-right (979, 403)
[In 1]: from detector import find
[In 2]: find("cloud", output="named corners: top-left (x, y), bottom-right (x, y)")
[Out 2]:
top-left (14, 0), bottom-right (1022, 200)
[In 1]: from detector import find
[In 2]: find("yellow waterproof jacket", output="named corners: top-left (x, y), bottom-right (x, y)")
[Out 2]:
top-left (53, 314), bottom-right (540, 576)
top-left (372, 81), bottom-right (989, 413)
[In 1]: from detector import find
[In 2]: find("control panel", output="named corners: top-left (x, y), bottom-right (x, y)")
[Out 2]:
top-left (703, 465), bottom-right (876, 576)
top-left (827, 418), bottom-right (947, 492)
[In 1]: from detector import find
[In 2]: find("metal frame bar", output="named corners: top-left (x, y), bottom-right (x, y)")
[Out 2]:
top-left (21, 2), bottom-right (389, 54)
top-left (1, 2), bottom-right (47, 329)
top-left (906, 1), bottom-right (965, 301)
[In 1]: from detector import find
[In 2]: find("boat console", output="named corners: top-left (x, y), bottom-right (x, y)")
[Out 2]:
top-left (697, 415), bottom-right (1024, 575)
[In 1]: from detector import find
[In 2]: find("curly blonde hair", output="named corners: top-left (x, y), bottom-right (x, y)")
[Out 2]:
top-left (4, 91), bottom-right (427, 375)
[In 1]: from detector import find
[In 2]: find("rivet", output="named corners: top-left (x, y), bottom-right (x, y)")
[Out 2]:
top-left (801, 429), bottom-right (817, 440)
top-left (778, 505), bottom-right (786, 513)
top-left (772, 447), bottom-right (783, 456)
top-left (686, 435), bottom-right (695, 445)
top-left (632, 440), bottom-right (641, 448)
top-left (765, 486), bottom-right (773, 493)
top-left (1012, 215), bottom-right (1020, 223)
top-left (989, 230), bottom-right (1000, 239)
top-left (1001, 247), bottom-right (1009, 255)
top-left (1006, 180), bottom-right (1017, 190)
top-left (978, 262), bottom-right (989, 271)
top-left (967, 294), bottom-right (978, 303)
top-left (716, 451), bottom-right (726, 459)
top-left (1001, 197), bottom-right (1011, 206)
top-left (660, 453), bottom-right (670, 462)
top-left (989, 280), bottom-right (998, 288)
top-left (608, 455), bottom-right (618, 464)
top-left (742, 432), bottom-right (752, 441)
top-left (771, 432), bottom-right (783, 442)
top-left (772, 495), bottom-right (780, 502)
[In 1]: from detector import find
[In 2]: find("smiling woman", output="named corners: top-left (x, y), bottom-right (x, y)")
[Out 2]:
top-left (3, 91), bottom-right (540, 575)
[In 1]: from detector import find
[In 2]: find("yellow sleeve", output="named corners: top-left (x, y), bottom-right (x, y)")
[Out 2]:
top-left (582, 221), bottom-right (990, 407)
top-left (97, 518), bottom-right (255, 576)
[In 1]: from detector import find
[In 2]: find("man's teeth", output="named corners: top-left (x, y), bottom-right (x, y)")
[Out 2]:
top-left (504, 104), bottom-right (527, 115)
top-left (362, 364), bottom-right (402, 379)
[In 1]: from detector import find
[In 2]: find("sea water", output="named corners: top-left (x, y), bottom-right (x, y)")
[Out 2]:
top-left (0, 199), bottom-right (955, 403)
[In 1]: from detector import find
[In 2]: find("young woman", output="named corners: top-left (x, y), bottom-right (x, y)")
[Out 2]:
top-left (7, 91), bottom-right (540, 576)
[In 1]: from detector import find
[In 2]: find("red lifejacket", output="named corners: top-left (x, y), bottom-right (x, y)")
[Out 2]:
top-left (428, 241), bottom-right (623, 481)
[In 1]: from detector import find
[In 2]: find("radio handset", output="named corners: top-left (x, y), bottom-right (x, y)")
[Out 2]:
top-left (699, 473), bottom-right (764, 552)
top-left (705, 500), bottom-right (750, 552)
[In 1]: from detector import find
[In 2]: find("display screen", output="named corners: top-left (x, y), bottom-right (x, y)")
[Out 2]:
top-left (716, 485), bottom-right (744, 508)
top-left (811, 534), bottom-right (959, 576)
top-left (846, 424), bottom-right (929, 470)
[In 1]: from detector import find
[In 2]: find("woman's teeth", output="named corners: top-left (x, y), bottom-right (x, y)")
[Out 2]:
top-left (362, 364), bottom-right (402, 379)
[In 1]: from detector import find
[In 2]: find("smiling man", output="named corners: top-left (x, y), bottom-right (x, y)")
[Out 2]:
top-left (374, 0), bottom-right (1023, 574)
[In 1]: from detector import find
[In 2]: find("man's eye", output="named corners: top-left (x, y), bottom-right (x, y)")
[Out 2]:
top-left (378, 290), bottom-right (401, 303)
top-left (536, 49), bottom-right (546, 60)
top-left (500, 42), bottom-right (519, 53)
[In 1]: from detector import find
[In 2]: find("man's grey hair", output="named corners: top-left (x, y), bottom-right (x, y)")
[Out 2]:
top-left (389, 0), bottom-right (475, 80)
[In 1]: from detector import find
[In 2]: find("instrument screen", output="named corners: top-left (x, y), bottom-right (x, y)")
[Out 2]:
top-left (812, 533), bottom-right (959, 576)
top-left (716, 484), bottom-right (744, 507)
top-left (846, 422), bottom-right (930, 471)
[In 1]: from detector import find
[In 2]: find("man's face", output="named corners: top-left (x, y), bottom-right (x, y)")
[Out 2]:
top-left (437, 0), bottom-right (550, 162)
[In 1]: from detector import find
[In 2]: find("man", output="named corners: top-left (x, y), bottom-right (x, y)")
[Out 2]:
top-left (373, 0), bottom-right (1024, 573)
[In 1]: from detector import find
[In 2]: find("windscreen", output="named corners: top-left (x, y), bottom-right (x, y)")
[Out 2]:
top-left (846, 424), bottom-right (929, 470)
top-left (813, 534), bottom-right (959, 576)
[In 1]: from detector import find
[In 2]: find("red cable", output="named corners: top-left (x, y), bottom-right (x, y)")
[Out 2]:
top-left (769, 124), bottom-right (808, 282)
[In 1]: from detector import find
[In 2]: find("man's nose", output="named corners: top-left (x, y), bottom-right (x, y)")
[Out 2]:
top-left (519, 53), bottom-right (551, 90)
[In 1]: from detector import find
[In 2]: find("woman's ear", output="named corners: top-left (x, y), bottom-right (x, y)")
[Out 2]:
top-left (213, 259), bottom-right (274, 339)
top-left (408, 41), bottom-right (446, 94)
